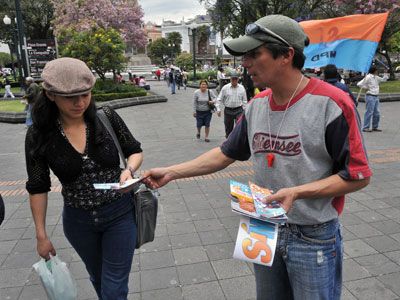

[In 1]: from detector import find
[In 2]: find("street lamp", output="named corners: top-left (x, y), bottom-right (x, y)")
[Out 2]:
top-left (3, 15), bottom-right (20, 82)
top-left (168, 42), bottom-right (176, 63)
top-left (188, 27), bottom-right (197, 81)
top-left (14, 0), bottom-right (30, 84)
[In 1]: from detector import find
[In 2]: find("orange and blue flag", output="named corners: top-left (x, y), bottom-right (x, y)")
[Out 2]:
top-left (300, 13), bottom-right (389, 72)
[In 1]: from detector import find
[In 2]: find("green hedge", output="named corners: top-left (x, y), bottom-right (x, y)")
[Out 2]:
top-left (93, 91), bottom-right (147, 102)
top-left (188, 70), bottom-right (217, 81)
top-left (92, 80), bottom-right (140, 94)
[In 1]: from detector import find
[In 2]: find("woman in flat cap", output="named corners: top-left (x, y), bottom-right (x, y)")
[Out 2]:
top-left (25, 57), bottom-right (143, 299)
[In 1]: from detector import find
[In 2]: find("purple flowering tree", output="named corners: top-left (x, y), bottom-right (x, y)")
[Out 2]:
top-left (52, 0), bottom-right (147, 48)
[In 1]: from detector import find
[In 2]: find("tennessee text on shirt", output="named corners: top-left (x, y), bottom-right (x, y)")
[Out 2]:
top-left (252, 132), bottom-right (302, 156)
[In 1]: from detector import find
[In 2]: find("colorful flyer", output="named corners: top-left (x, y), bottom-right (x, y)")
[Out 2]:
top-left (230, 180), bottom-right (253, 203)
top-left (233, 216), bottom-right (278, 267)
top-left (249, 182), bottom-right (287, 219)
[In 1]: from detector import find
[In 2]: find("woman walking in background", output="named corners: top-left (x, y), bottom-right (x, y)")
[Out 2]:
top-left (25, 57), bottom-right (143, 299)
top-left (193, 80), bottom-right (218, 142)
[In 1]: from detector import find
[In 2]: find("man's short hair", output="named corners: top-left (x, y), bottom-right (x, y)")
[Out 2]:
top-left (369, 66), bottom-right (377, 74)
top-left (262, 43), bottom-right (306, 70)
top-left (323, 64), bottom-right (339, 80)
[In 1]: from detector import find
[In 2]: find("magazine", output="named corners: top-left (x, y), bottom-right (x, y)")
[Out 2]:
top-left (233, 216), bottom-right (278, 267)
top-left (229, 180), bottom-right (287, 224)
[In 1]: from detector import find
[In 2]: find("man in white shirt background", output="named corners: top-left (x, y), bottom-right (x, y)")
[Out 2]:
top-left (357, 65), bottom-right (388, 132)
top-left (216, 72), bottom-right (248, 138)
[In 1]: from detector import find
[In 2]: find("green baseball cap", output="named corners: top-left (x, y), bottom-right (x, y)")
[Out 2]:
top-left (223, 15), bottom-right (309, 56)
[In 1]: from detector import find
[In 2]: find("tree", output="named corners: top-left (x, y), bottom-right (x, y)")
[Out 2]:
top-left (147, 38), bottom-right (169, 65)
top-left (0, 0), bottom-right (54, 44)
top-left (60, 27), bottom-right (126, 80)
top-left (52, 0), bottom-right (147, 48)
top-left (166, 31), bottom-right (182, 57)
top-left (200, 0), bottom-right (330, 38)
top-left (175, 52), bottom-right (193, 70)
top-left (0, 52), bottom-right (14, 67)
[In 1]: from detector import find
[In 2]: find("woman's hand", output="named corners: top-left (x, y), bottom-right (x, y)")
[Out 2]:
top-left (37, 237), bottom-right (56, 260)
top-left (120, 168), bottom-right (133, 184)
top-left (193, 112), bottom-right (196, 118)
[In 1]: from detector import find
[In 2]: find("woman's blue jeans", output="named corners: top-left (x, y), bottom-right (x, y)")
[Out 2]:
top-left (254, 218), bottom-right (343, 300)
top-left (63, 193), bottom-right (136, 300)
top-left (363, 94), bottom-right (380, 130)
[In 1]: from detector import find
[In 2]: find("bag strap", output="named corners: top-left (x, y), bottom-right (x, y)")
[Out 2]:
top-left (97, 108), bottom-right (127, 168)
top-left (208, 89), bottom-right (211, 101)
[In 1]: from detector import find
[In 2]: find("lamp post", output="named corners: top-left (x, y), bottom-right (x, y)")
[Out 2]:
top-left (188, 27), bottom-right (197, 81)
top-left (15, 0), bottom-right (29, 84)
top-left (3, 15), bottom-right (20, 82)
top-left (168, 42), bottom-right (176, 63)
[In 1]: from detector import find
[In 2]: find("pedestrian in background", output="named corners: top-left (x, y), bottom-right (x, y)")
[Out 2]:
top-left (193, 80), bottom-right (218, 142)
top-left (3, 78), bottom-right (15, 99)
top-left (357, 65), bottom-right (388, 132)
top-left (169, 68), bottom-right (176, 94)
top-left (323, 64), bottom-right (357, 107)
top-left (25, 57), bottom-right (143, 299)
top-left (24, 77), bottom-right (40, 127)
top-left (216, 72), bottom-right (247, 138)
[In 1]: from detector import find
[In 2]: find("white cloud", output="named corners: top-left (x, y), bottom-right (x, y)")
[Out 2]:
top-left (139, 0), bottom-right (207, 24)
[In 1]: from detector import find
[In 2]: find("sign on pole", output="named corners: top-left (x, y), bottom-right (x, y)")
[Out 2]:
top-left (27, 39), bottom-right (57, 78)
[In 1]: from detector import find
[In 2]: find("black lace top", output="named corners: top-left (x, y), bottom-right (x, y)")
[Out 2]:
top-left (25, 106), bottom-right (142, 210)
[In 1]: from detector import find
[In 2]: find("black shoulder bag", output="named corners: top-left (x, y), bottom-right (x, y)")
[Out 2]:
top-left (207, 90), bottom-right (216, 112)
top-left (97, 109), bottom-right (158, 249)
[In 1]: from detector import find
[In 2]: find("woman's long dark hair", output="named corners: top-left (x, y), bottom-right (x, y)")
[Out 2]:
top-left (29, 91), bottom-right (97, 157)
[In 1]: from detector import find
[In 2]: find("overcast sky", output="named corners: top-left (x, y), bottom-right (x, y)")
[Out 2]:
top-left (138, 0), bottom-right (207, 24)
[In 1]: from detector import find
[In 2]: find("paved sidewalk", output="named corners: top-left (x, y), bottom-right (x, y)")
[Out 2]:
top-left (1, 80), bottom-right (400, 299)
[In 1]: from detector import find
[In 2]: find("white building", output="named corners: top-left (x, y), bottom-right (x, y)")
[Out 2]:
top-left (0, 43), bottom-right (10, 54)
top-left (161, 15), bottom-right (231, 65)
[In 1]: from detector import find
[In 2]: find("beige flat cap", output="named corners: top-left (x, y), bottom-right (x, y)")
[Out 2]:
top-left (42, 57), bottom-right (96, 96)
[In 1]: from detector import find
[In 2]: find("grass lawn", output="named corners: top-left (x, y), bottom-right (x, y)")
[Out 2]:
top-left (350, 80), bottom-right (400, 93)
top-left (0, 87), bottom-right (23, 95)
top-left (0, 100), bottom-right (26, 112)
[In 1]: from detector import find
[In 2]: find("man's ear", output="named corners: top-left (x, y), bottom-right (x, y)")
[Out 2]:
top-left (282, 48), bottom-right (295, 66)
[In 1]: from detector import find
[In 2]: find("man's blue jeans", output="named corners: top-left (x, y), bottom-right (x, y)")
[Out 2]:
top-left (63, 193), bottom-right (136, 300)
top-left (170, 80), bottom-right (176, 94)
top-left (254, 218), bottom-right (343, 300)
top-left (363, 94), bottom-right (380, 130)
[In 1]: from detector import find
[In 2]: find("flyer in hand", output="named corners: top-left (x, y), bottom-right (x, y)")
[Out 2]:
top-left (233, 216), bottom-right (278, 267)
top-left (229, 180), bottom-right (287, 224)
top-left (93, 177), bottom-right (144, 190)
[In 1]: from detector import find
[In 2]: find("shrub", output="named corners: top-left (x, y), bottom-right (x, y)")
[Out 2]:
top-left (93, 91), bottom-right (147, 102)
top-left (92, 80), bottom-right (142, 94)
top-left (188, 70), bottom-right (217, 81)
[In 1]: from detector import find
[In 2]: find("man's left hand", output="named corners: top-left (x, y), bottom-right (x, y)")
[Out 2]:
top-left (263, 187), bottom-right (298, 213)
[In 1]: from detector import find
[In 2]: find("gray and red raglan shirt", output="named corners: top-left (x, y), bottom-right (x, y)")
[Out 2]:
top-left (221, 77), bottom-right (372, 225)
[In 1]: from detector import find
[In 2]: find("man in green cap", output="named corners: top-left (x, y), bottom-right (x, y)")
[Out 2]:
top-left (143, 14), bottom-right (371, 299)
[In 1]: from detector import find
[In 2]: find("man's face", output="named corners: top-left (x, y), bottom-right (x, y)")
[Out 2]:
top-left (231, 77), bottom-right (239, 87)
top-left (242, 45), bottom-right (282, 89)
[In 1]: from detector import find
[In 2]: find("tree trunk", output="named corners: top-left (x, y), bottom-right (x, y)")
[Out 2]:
top-left (380, 43), bottom-right (395, 80)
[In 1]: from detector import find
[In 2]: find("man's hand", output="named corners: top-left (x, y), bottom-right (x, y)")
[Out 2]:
top-left (263, 187), bottom-right (298, 213)
top-left (37, 237), bottom-right (56, 260)
top-left (193, 112), bottom-right (196, 118)
top-left (143, 168), bottom-right (176, 189)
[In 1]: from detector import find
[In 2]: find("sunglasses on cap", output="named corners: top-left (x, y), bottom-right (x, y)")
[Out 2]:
top-left (245, 23), bottom-right (291, 48)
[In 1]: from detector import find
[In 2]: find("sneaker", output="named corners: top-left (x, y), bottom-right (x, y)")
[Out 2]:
top-left (204, 138), bottom-right (210, 142)
top-left (196, 133), bottom-right (200, 139)
top-left (362, 129), bottom-right (372, 132)
top-left (372, 128), bottom-right (382, 132)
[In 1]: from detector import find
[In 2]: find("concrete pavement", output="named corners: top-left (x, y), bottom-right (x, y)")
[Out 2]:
top-left (1, 80), bottom-right (400, 299)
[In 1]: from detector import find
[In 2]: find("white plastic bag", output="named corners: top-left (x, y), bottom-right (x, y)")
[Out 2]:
top-left (33, 255), bottom-right (78, 300)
